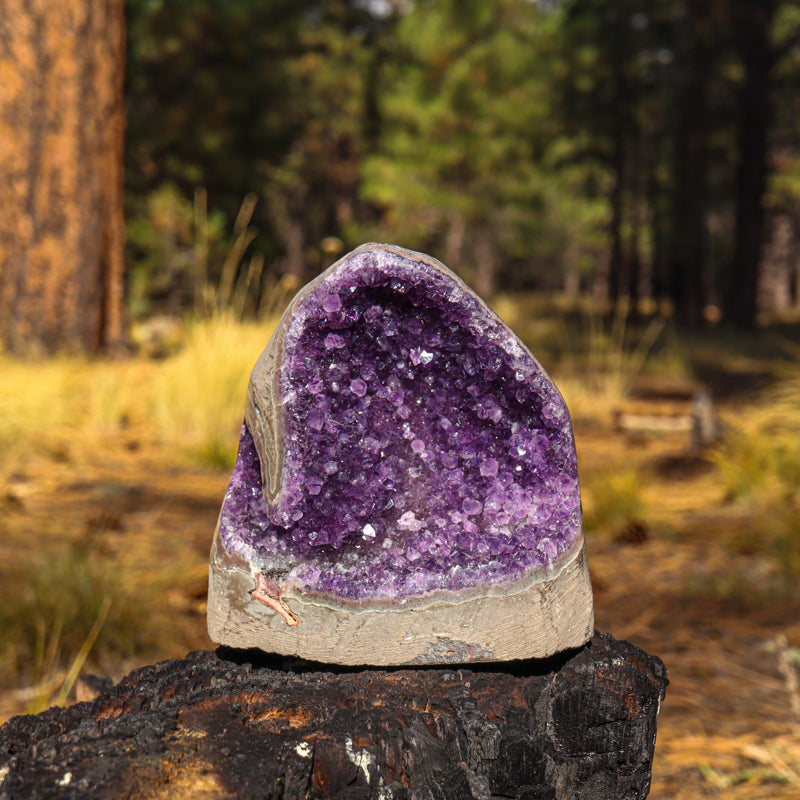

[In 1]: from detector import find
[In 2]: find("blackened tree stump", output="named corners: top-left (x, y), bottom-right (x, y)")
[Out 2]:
top-left (0, 633), bottom-right (666, 800)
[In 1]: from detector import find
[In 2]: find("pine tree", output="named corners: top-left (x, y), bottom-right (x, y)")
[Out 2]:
top-left (0, 0), bottom-right (126, 354)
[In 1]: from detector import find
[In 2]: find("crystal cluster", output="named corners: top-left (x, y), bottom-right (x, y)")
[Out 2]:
top-left (218, 248), bottom-right (581, 602)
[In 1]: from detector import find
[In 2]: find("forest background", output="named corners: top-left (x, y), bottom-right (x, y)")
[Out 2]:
top-left (2, 1), bottom-right (800, 798)
top-left (122, 0), bottom-right (800, 333)
top-left (2, 0), bottom-right (800, 348)
top-left (123, 0), bottom-right (800, 331)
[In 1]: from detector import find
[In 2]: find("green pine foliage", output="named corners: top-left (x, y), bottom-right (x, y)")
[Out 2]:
top-left (122, 0), bottom-right (800, 324)
top-left (360, 0), bottom-right (609, 294)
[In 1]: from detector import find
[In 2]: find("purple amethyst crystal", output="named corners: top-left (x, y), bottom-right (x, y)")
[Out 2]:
top-left (216, 245), bottom-right (582, 604)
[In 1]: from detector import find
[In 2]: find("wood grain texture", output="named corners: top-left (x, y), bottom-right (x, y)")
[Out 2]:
top-left (0, 633), bottom-right (667, 800)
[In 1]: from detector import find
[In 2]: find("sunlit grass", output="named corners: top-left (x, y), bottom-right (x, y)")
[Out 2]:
top-left (0, 357), bottom-right (85, 449)
top-left (583, 467), bottom-right (648, 537)
top-left (0, 354), bottom-right (157, 482)
top-left (712, 366), bottom-right (800, 506)
top-left (704, 365), bottom-right (800, 589)
top-left (149, 313), bottom-right (277, 469)
top-left (0, 313), bottom-right (278, 476)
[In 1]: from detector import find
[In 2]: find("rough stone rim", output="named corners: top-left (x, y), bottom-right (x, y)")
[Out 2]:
top-left (208, 528), bottom-right (594, 666)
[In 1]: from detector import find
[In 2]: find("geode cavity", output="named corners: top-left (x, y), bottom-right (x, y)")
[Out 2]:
top-left (208, 244), bottom-right (593, 665)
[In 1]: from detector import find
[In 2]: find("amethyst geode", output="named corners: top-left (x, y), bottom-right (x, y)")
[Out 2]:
top-left (208, 244), bottom-right (593, 664)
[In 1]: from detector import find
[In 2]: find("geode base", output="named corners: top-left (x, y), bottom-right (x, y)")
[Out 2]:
top-left (208, 530), bottom-right (593, 666)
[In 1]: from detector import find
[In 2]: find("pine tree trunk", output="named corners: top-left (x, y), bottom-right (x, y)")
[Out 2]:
top-left (668, 0), bottom-right (712, 326)
top-left (647, 149), bottom-right (666, 306)
top-left (445, 211), bottom-right (466, 272)
top-left (473, 224), bottom-right (497, 299)
top-left (725, 0), bottom-right (773, 330)
top-left (609, 125), bottom-right (625, 305)
top-left (791, 218), bottom-right (800, 308)
top-left (627, 122), bottom-right (643, 314)
top-left (0, 0), bottom-right (126, 355)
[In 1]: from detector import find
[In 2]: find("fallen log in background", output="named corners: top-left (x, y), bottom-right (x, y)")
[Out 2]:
top-left (0, 632), bottom-right (666, 800)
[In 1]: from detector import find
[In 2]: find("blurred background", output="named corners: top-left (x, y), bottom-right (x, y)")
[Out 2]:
top-left (1, 1), bottom-right (800, 796)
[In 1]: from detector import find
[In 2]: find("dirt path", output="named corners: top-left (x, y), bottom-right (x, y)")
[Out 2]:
top-left (579, 418), bottom-right (800, 799)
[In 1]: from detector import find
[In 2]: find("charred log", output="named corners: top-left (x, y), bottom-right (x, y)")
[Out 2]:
top-left (0, 632), bottom-right (666, 800)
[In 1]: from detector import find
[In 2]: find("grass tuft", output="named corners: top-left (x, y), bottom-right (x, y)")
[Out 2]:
top-left (711, 365), bottom-right (800, 504)
top-left (149, 313), bottom-right (277, 469)
top-left (0, 313), bottom-right (280, 475)
top-left (583, 467), bottom-right (648, 536)
top-left (0, 539), bottom-right (173, 693)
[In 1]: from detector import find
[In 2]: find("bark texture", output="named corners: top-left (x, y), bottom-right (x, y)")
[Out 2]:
top-left (0, 0), bottom-right (126, 355)
top-left (0, 633), bottom-right (667, 800)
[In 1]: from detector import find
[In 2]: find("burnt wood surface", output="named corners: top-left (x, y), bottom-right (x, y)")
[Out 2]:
top-left (0, 632), bottom-right (667, 800)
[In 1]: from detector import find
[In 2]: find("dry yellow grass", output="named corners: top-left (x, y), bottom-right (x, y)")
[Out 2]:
top-left (0, 313), bottom-right (277, 475)
top-left (148, 313), bottom-right (277, 467)
top-left (0, 313), bottom-right (278, 706)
